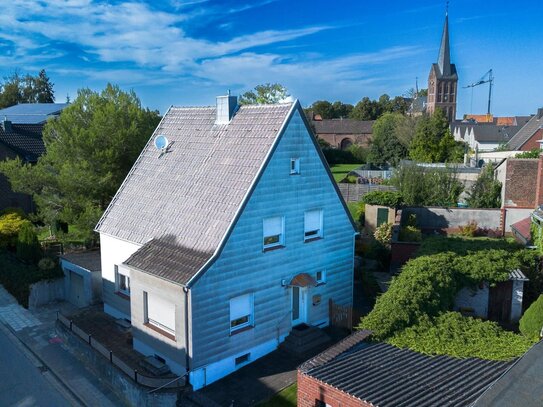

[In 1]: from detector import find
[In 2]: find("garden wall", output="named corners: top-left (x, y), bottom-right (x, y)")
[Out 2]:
top-left (401, 207), bottom-right (501, 233)
top-left (28, 278), bottom-right (65, 310)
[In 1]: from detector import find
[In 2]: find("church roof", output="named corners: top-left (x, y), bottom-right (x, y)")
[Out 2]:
top-left (433, 13), bottom-right (457, 79)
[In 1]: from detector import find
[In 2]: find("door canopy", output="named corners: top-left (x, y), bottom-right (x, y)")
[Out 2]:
top-left (289, 273), bottom-right (317, 288)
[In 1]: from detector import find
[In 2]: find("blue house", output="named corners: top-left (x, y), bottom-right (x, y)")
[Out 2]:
top-left (95, 95), bottom-right (357, 389)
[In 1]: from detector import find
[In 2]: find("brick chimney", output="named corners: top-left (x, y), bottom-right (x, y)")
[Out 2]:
top-left (535, 153), bottom-right (543, 206)
top-left (215, 94), bottom-right (238, 125)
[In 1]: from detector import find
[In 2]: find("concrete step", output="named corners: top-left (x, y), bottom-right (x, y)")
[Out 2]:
top-left (280, 324), bottom-right (331, 357)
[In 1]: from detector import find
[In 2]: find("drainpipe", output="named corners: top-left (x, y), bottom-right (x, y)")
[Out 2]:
top-left (183, 286), bottom-right (190, 383)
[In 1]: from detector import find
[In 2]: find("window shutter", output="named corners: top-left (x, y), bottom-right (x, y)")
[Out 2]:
top-left (263, 217), bottom-right (282, 236)
top-left (305, 210), bottom-right (322, 232)
top-left (230, 294), bottom-right (251, 321)
top-left (147, 293), bottom-right (176, 333)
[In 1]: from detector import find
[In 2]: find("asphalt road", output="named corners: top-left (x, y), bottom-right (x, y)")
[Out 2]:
top-left (0, 326), bottom-right (73, 407)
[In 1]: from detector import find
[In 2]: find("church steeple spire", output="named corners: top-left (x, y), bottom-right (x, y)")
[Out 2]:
top-left (438, 12), bottom-right (452, 77)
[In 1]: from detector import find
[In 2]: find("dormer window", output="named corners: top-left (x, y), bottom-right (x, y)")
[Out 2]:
top-left (290, 158), bottom-right (300, 175)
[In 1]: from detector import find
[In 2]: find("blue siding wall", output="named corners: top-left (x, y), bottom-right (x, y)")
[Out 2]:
top-left (190, 109), bottom-right (355, 369)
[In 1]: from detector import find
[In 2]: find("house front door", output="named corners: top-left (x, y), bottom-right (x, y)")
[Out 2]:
top-left (291, 286), bottom-right (308, 326)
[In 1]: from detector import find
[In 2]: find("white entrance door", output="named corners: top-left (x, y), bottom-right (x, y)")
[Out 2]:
top-left (291, 286), bottom-right (308, 326)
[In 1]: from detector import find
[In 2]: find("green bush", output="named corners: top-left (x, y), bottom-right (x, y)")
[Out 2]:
top-left (16, 223), bottom-right (42, 264)
top-left (359, 240), bottom-right (533, 342)
top-left (38, 257), bottom-right (56, 271)
top-left (519, 295), bottom-right (543, 340)
top-left (458, 220), bottom-right (478, 237)
top-left (361, 191), bottom-right (403, 207)
top-left (360, 253), bottom-right (458, 339)
top-left (389, 312), bottom-right (534, 360)
top-left (322, 148), bottom-right (357, 165)
top-left (374, 222), bottom-right (393, 246)
top-left (0, 212), bottom-right (31, 249)
top-left (417, 236), bottom-right (522, 257)
top-left (399, 226), bottom-right (422, 242)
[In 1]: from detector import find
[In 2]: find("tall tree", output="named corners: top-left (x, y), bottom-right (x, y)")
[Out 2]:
top-left (238, 83), bottom-right (289, 105)
top-left (350, 96), bottom-right (380, 120)
top-left (466, 164), bottom-right (502, 208)
top-left (0, 70), bottom-right (55, 108)
top-left (367, 112), bottom-right (408, 166)
top-left (409, 108), bottom-right (463, 163)
top-left (0, 84), bottom-right (161, 241)
top-left (310, 100), bottom-right (334, 119)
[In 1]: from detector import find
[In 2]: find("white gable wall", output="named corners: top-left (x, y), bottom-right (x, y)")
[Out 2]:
top-left (100, 233), bottom-right (141, 320)
top-left (188, 108), bottom-right (355, 389)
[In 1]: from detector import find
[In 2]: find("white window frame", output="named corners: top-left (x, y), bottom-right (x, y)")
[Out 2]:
top-left (316, 270), bottom-right (326, 285)
top-left (144, 291), bottom-right (176, 337)
top-left (263, 216), bottom-right (285, 250)
top-left (304, 209), bottom-right (323, 241)
top-left (230, 293), bottom-right (254, 333)
top-left (115, 265), bottom-right (130, 296)
top-left (290, 158), bottom-right (300, 175)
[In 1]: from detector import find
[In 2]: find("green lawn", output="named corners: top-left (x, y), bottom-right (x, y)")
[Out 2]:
top-left (330, 163), bottom-right (363, 182)
top-left (347, 201), bottom-right (360, 222)
top-left (258, 384), bottom-right (297, 407)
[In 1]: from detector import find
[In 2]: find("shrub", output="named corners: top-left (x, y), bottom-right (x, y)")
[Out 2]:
top-left (361, 191), bottom-right (403, 207)
top-left (0, 212), bottom-right (31, 249)
top-left (360, 253), bottom-right (458, 339)
top-left (399, 226), bottom-right (422, 242)
top-left (38, 257), bottom-right (56, 271)
top-left (519, 295), bottom-right (543, 340)
top-left (389, 312), bottom-right (534, 360)
top-left (458, 220), bottom-right (478, 237)
top-left (322, 148), bottom-right (357, 165)
top-left (359, 239), bottom-right (533, 343)
top-left (374, 222), bottom-right (393, 246)
top-left (16, 223), bottom-right (42, 264)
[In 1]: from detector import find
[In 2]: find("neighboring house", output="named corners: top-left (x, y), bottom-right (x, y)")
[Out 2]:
top-left (507, 108), bottom-right (543, 151)
top-left (95, 96), bottom-right (357, 389)
top-left (298, 331), bottom-right (513, 407)
top-left (0, 103), bottom-right (68, 212)
top-left (60, 251), bottom-right (102, 308)
top-left (495, 155), bottom-right (543, 210)
top-left (454, 270), bottom-right (528, 323)
top-left (452, 116), bottom-right (530, 152)
top-left (0, 103), bottom-right (68, 124)
top-left (311, 118), bottom-right (373, 150)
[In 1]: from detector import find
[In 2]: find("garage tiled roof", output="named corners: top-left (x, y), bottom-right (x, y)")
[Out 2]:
top-left (302, 341), bottom-right (513, 407)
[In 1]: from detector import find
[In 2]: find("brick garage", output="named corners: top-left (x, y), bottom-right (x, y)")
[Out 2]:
top-left (298, 332), bottom-right (512, 407)
top-left (298, 371), bottom-right (368, 407)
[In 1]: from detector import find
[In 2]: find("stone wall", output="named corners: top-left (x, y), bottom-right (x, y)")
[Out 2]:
top-left (503, 159), bottom-right (539, 208)
top-left (402, 207), bottom-right (501, 233)
top-left (28, 278), bottom-right (65, 310)
top-left (56, 322), bottom-right (179, 407)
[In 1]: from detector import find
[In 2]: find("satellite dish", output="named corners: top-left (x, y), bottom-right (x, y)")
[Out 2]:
top-left (154, 135), bottom-right (169, 150)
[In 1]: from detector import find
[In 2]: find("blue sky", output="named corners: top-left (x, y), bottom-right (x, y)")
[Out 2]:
top-left (1, 0), bottom-right (542, 117)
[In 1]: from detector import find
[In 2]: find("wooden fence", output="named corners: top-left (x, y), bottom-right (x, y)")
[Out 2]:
top-left (329, 299), bottom-right (353, 331)
top-left (338, 184), bottom-right (396, 202)
top-left (57, 312), bottom-right (185, 390)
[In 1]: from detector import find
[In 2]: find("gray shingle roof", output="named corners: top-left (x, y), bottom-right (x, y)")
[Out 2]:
top-left (0, 123), bottom-right (45, 161)
top-left (96, 102), bottom-right (296, 284)
top-left (312, 119), bottom-right (373, 134)
top-left (0, 103), bottom-right (68, 124)
top-left (124, 236), bottom-right (212, 285)
top-left (507, 111), bottom-right (543, 150)
top-left (302, 341), bottom-right (512, 407)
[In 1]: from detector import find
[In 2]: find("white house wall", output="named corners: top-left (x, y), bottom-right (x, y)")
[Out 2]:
top-left (188, 109), bottom-right (355, 388)
top-left (99, 233), bottom-right (141, 319)
top-left (454, 284), bottom-right (489, 318)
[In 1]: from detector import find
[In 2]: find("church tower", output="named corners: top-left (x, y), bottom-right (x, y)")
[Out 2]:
top-left (427, 11), bottom-right (458, 122)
